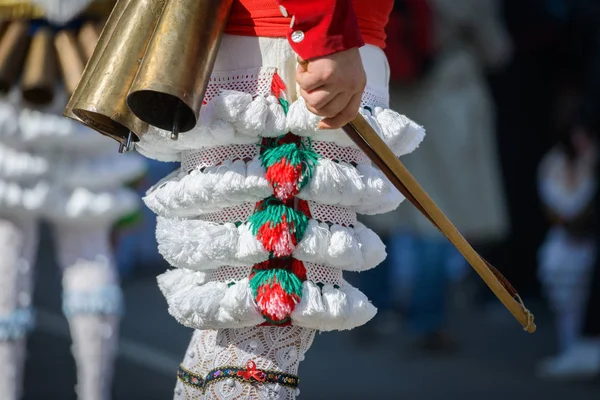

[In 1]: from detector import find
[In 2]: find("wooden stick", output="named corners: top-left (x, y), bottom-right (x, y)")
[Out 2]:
top-left (343, 114), bottom-right (536, 333)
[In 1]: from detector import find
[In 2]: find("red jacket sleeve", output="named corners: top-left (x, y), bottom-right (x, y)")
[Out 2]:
top-left (277, 0), bottom-right (365, 60)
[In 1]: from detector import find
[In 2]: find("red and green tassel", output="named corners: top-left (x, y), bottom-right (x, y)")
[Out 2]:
top-left (260, 140), bottom-right (319, 202)
top-left (248, 197), bottom-right (309, 257)
top-left (246, 73), bottom-right (316, 325)
top-left (250, 258), bottom-right (307, 324)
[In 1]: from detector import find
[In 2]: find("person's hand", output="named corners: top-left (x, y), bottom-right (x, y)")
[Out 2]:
top-left (296, 48), bottom-right (366, 129)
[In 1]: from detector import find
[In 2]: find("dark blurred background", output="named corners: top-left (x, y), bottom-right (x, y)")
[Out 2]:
top-left (23, 0), bottom-right (600, 398)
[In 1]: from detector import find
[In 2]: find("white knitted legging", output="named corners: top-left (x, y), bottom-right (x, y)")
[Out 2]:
top-left (174, 326), bottom-right (315, 400)
top-left (0, 218), bottom-right (121, 400)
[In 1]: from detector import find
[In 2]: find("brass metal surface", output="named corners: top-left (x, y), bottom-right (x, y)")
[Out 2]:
top-left (69, 0), bottom-right (163, 144)
top-left (22, 26), bottom-right (55, 105)
top-left (64, 0), bottom-right (129, 123)
top-left (54, 30), bottom-right (85, 96)
top-left (126, 0), bottom-right (233, 133)
top-left (0, 21), bottom-right (29, 93)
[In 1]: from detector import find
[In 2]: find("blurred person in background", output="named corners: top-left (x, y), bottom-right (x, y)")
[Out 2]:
top-left (535, 124), bottom-right (597, 378)
top-left (0, 1), bottom-right (146, 399)
top-left (533, 0), bottom-right (600, 379)
top-left (363, 0), bottom-right (512, 351)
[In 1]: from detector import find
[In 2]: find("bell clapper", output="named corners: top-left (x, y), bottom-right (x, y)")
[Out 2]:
top-left (118, 131), bottom-right (134, 153)
top-left (171, 103), bottom-right (181, 141)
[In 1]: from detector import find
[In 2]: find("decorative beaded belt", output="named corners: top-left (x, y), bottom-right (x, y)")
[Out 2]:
top-left (177, 360), bottom-right (300, 393)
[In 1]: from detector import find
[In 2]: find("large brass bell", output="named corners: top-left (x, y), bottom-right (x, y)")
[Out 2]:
top-left (68, 0), bottom-right (163, 146)
top-left (0, 21), bottom-right (30, 94)
top-left (126, 0), bottom-right (233, 139)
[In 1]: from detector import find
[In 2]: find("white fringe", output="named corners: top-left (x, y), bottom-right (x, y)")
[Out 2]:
top-left (0, 142), bottom-right (49, 182)
top-left (286, 97), bottom-right (426, 156)
top-left (135, 90), bottom-right (425, 161)
top-left (42, 186), bottom-right (140, 226)
top-left (0, 179), bottom-right (48, 215)
top-left (157, 268), bottom-right (375, 331)
top-left (144, 157), bottom-right (403, 218)
top-left (156, 217), bottom-right (386, 272)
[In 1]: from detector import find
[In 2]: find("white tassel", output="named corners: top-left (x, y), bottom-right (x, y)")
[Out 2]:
top-left (156, 218), bottom-right (242, 270)
top-left (294, 221), bottom-right (331, 263)
top-left (339, 282), bottom-right (377, 330)
top-left (244, 158), bottom-right (271, 199)
top-left (213, 90), bottom-right (253, 122)
top-left (235, 223), bottom-right (268, 263)
top-left (206, 120), bottom-right (238, 146)
top-left (263, 95), bottom-right (288, 137)
top-left (291, 281), bottom-right (325, 326)
top-left (354, 222), bottom-right (387, 270)
top-left (213, 160), bottom-right (249, 204)
top-left (298, 158), bottom-right (346, 205)
top-left (374, 107), bottom-right (425, 157)
top-left (173, 281), bottom-right (228, 327)
top-left (286, 97), bottom-right (321, 137)
top-left (336, 162), bottom-right (366, 206)
top-left (235, 96), bottom-right (270, 136)
top-left (327, 225), bottom-right (361, 268)
top-left (320, 284), bottom-right (349, 331)
top-left (217, 278), bottom-right (264, 328)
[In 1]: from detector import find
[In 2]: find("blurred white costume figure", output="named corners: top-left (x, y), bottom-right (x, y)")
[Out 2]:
top-left (123, 1), bottom-right (424, 398)
top-left (536, 141), bottom-right (598, 378)
top-left (0, 1), bottom-right (145, 399)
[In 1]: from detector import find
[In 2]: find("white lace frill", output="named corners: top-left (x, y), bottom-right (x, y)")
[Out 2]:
top-left (156, 216), bottom-right (385, 273)
top-left (0, 96), bottom-right (146, 222)
top-left (144, 155), bottom-right (403, 219)
top-left (135, 69), bottom-right (425, 161)
top-left (158, 268), bottom-right (375, 332)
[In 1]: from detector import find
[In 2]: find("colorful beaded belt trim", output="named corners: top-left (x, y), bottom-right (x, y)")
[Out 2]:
top-left (177, 360), bottom-right (300, 392)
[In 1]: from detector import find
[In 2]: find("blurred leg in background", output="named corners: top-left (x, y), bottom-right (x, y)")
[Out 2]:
top-left (0, 217), bottom-right (37, 400)
top-left (54, 223), bottom-right (122, 400)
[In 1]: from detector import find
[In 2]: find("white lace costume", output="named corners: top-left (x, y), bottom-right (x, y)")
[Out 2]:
top-left (133, 31), bottom-right (424, 399)
top-left (538, 146), bottom-right (597, 354)
top-left (0, 1), bottom-right (146, 399)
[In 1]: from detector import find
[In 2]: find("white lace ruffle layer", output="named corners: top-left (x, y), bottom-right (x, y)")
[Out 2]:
top-left (158, 268), bottom-right (376, 332)
top-left (135, 89), bottom-right (425, 161)
top-left (156, 216), bottom-right (386, 272)
top-left (144, 157), bottom-right (403, 218)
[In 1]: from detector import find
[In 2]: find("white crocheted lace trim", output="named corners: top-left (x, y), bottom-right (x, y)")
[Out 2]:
top-left (136, 68), bottom-right (277, 161)
top-left (158, 268), bottom-right (376, 331)
top-left (175, 327), bottom-right (314, 400)
top-left (156, 216), bottom-right (385, 272)
top-left (135, 70), bottom-right (424, 161)
top-left (144, 156), bottom-right (403, 218)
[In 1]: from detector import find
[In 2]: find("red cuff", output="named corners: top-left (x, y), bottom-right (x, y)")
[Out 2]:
top-left (277, 0), bottom-right (364, 60)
